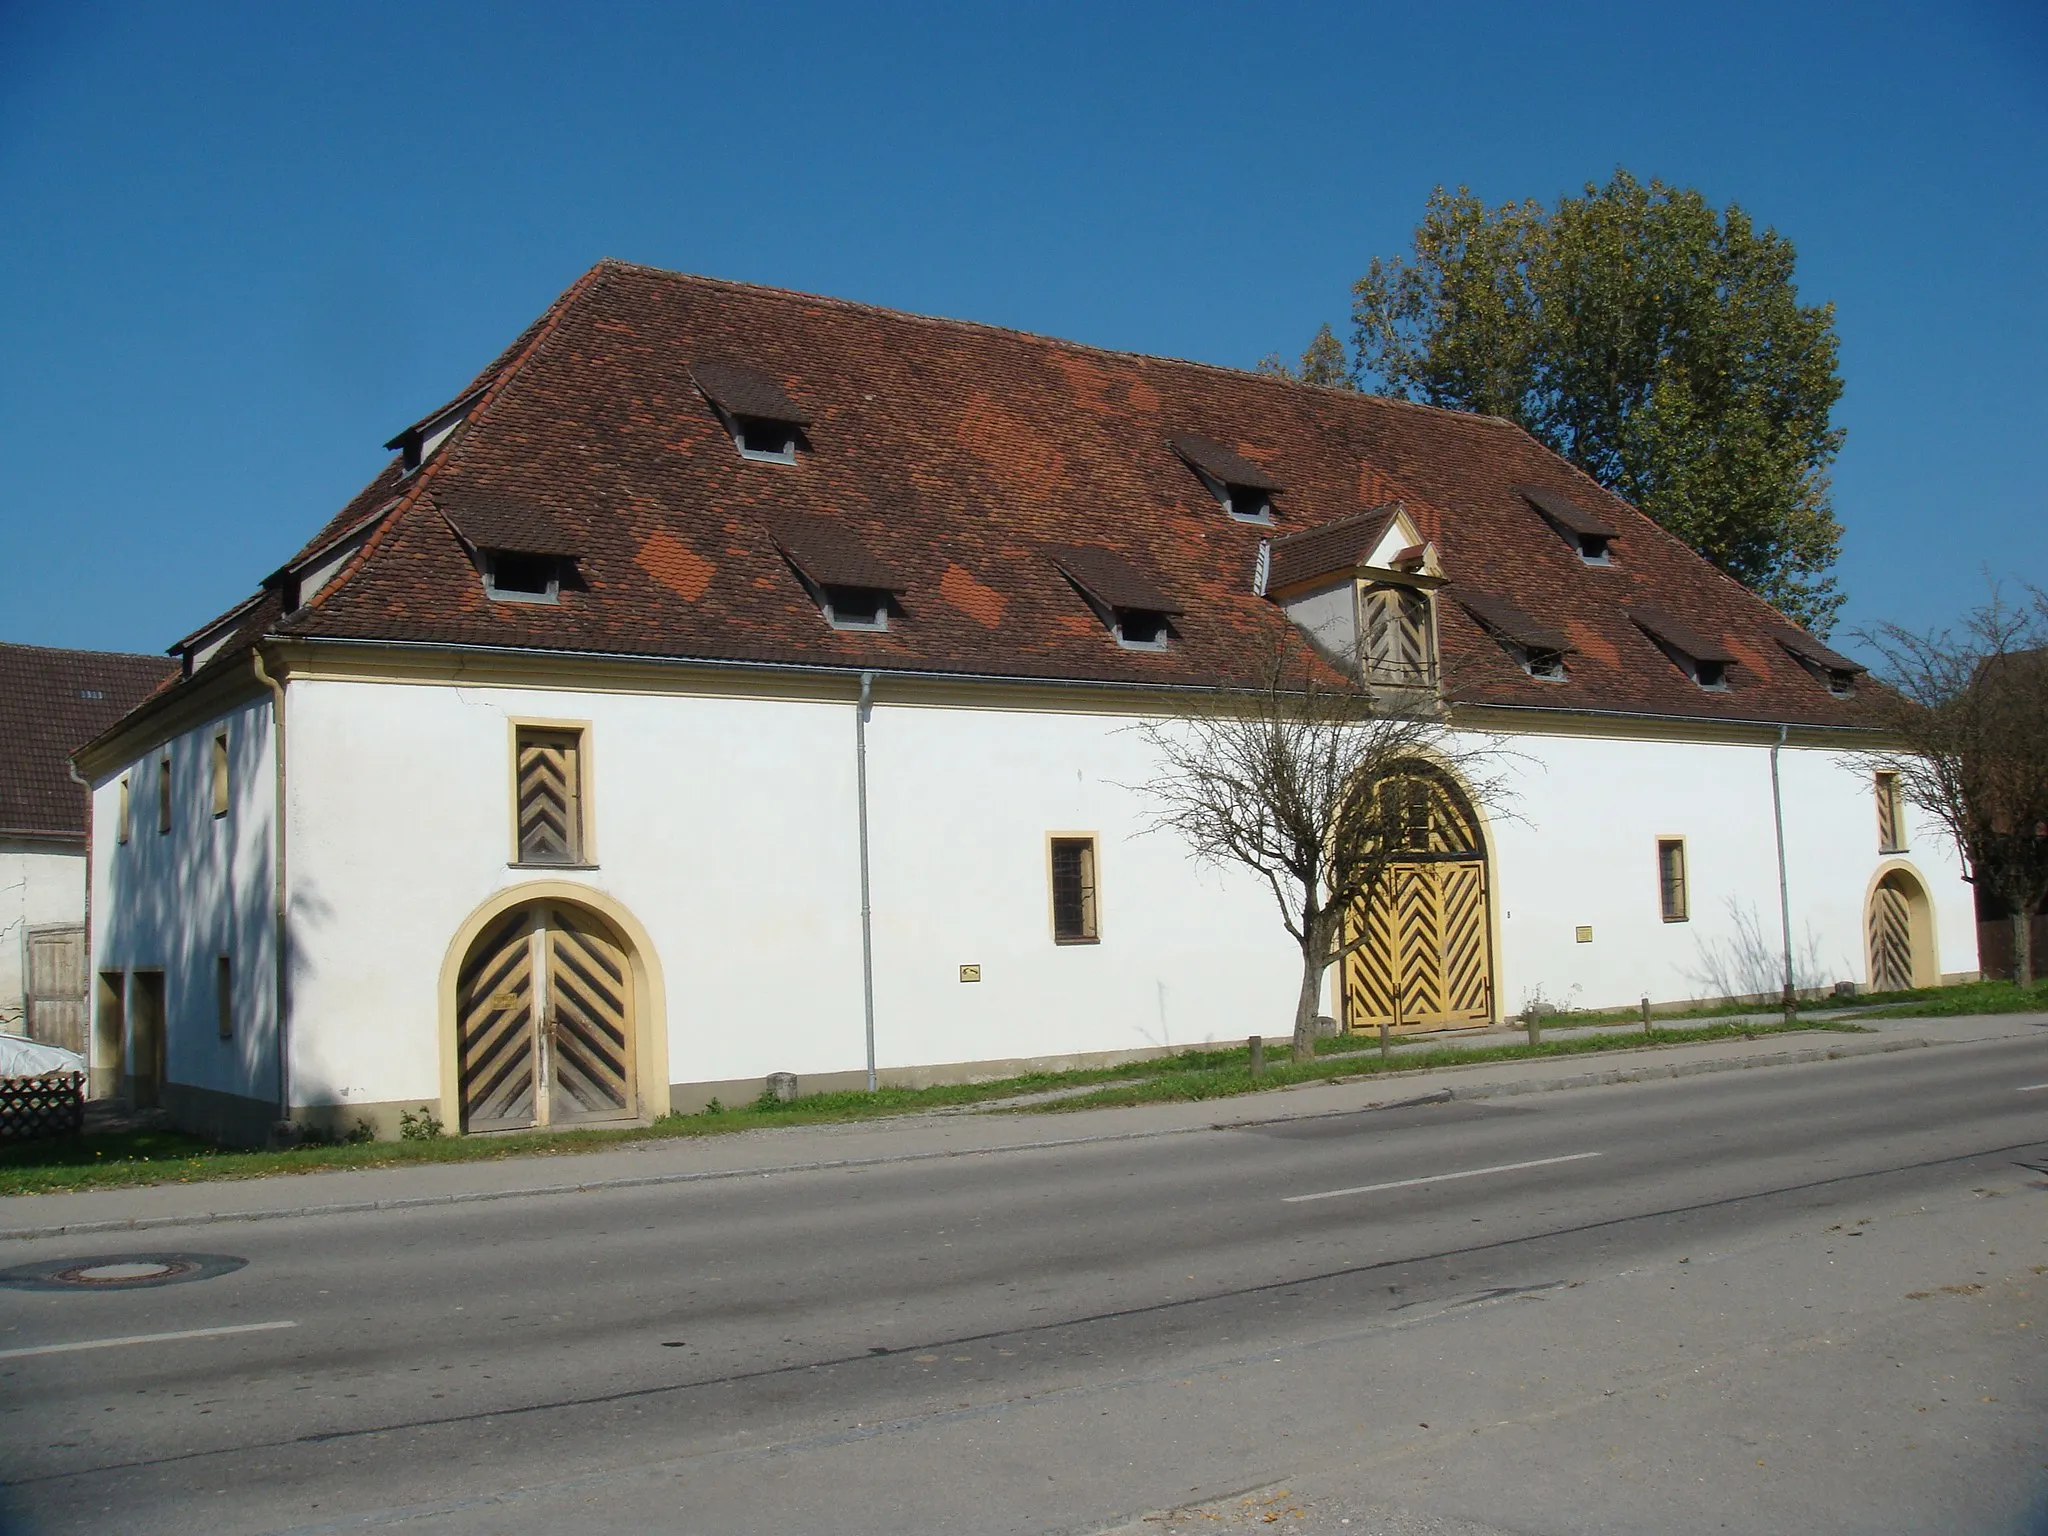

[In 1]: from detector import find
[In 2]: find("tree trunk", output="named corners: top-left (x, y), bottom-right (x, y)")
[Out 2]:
top-left (1292, 943), bottom-right (1323, 1064)
top-left (2015, 909), bottom-right (2035, 990)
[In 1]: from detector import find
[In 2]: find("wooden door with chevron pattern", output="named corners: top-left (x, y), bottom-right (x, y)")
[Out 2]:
top-left (1867, 874), bottom-right (1916, 993)
top-left (1343, 768), bottom-right (1494, 1031)
top-left (457, 903), bottom-right (637, 1133)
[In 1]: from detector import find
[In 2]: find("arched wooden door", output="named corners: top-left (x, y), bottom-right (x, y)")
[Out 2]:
top-left (1343, 767), bottom-right (1494, 1031)
top-left (456, 903), bottom-right (637, 1133)
top-left (1867, 870), bottom-right (1925, 993)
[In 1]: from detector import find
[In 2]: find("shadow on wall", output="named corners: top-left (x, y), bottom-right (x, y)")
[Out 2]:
top-left (1685, 896), bottom-right (1846, 1001)
top-left (96, 723), bottom-right (332, 1123)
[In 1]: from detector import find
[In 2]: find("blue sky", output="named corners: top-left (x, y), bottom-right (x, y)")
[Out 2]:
top-left (1, 0), bottom-right (2042, 658)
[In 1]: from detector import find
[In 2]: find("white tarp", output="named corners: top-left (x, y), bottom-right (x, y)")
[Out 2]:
top-left (0, 1034), bottom-right (86, 1077)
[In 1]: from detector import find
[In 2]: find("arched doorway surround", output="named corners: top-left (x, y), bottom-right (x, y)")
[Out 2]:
top-left (1342, 763), bottom-right (1497, 1032)
top-left (1865, 861), bottom-right (1939, 993)
top-left (436, 882), bottom-right (669, 1134)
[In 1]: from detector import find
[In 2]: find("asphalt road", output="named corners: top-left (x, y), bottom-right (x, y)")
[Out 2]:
top-left (2, 1033), bottom-right (2045, 1535)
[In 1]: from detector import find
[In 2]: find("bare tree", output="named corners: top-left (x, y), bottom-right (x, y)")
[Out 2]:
top-left (1853, 585), bottom-right (2048, 986)
top-left (1131, 626), bottom-right (1514, 1062)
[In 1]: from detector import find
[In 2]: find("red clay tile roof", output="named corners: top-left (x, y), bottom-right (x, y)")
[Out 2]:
top-left (762, 510), bottom-right (906, 592)
top-left (1516, 484), bottom-right (1619, 540)
top-left (691, 360), bottom-right (814, 426)
top-left (0, 644), bottom-right (177, 839)
top-left (140, 259), bottom-right (1884, 730)
top-left (1771, 625), bottom-right (1864, 676)
top-left (433, 487), bottom-right (577, 559)
top-left (1171, 433), bottom-right (1284, 493)
top-left (1047, 546), bottom-right (1183, 616)
top-left (1630, 607), bottom-right (1738, 666)
top-left (1457, 590), bottom-right (1573, 655)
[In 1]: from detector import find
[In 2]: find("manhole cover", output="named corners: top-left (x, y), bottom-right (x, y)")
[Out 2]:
top-left (0, 1253), bottom-right (246, 1291)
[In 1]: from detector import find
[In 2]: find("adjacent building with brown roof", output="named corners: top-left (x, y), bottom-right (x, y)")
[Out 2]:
top-left (1, 642), bottom-right (174, 1051)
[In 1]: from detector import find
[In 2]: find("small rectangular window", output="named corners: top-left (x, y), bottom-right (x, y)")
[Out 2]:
top-left (117, 776), bottom-right (131, 845)
top-left (1876, 772), bottom-right (1906, 854)
top-left (216, 955), bottom-right (233, 1039)
top-left (735, 416), bottom-right (799, 462)
top-left (485, 552), bottom-right (561, 603)
top-left (211, 732), bottom-right (230, 818)
top-left (823, 585), bottom-right (891, 631)
top-left (515, 726), bottom-right (586, 865)
top-left (157, 756), bottom-right (172, 834)
top-left (1114, 609), bottom-right (1171, 651)
top-left (1361, 584), bottom-right (1436, 688)
top-left (1657, 838), bottom-right (1688, 923)
top-left (1049, 836), bottom-right (1099, 944)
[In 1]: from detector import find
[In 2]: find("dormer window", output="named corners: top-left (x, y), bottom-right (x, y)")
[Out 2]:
top-left (1456, 589), bottom-right (1575, 684)
top-left (1772, 627), bottom-right (1865, 698)
top-left (1630, 608), bottom-right (1736, 693)
top-left (1049, 546), bottom-right (1182, 653)
top-left (761, 512), bottom-right (906, 633)
top-left (385, 387), bottom-right (485, 474)
top-left (1170, 434), bottom-right (1282, 525)
top-left (1516, 485), bottom-right (1619, 567)
top-left (734, 416), bottom-right (799, 463)
top-left (1360, 583), bottom-right (1436, 689)
top-left (820, 585), bottom-right (892, 632)
top-left (692, 360), bottom-right (812, 467)
top-left (485, 551), bottom-right (561, 603)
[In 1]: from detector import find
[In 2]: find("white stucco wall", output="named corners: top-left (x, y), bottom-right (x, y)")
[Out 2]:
top-left (89, 695), bottom-right (278, 1099)
top-left (93, 670), bottom-right (1980, 1124)
top-left (0, 840), bottom-right (87, 1032)
top-left (1489, 734), bottom-right (1971, 1015)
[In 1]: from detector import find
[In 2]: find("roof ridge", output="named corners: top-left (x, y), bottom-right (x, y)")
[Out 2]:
top-left (594, 259), bottom-right (1527, 436)
top-left (0, 639), bottom-right (169, 663)
top-left (289, 261), bottom-right (616, 624)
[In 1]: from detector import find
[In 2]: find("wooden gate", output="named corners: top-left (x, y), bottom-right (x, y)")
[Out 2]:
top-left (457, 904), bottom-right (636, 1133)
top-left (25, 927), bottom-right (87, 1055)
top-left (1344, 768), bottom-right (1494, 1030)
top-left (1868, 875), bottom-right (1916, 993)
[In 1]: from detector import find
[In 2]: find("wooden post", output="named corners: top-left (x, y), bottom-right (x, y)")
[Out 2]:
top-left (1249, 1035), bottom-right (1264, 1077)
top-left (1382, 984), bottom-right (1397, 1061)
top-left (1641, 996), bottom-right (1653, 1036)
top-left (1525, 1006), bottom-right (1541, 1046)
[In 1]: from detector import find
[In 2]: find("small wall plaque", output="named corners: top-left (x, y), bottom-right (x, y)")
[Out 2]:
top-left (1574, 926), bottom-right (1593, 944)
top-left (958, 964), bottom-right (982, 983)
top-left (488, 990), bottom-right (520, 1010)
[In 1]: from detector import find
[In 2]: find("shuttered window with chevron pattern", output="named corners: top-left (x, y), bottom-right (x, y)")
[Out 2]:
top-left (515, 727), bottom-right (585, 865)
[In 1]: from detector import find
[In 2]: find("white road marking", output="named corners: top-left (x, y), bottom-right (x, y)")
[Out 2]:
top-left (0, 1319), bottom-right (295, 1361)
top-left (2017, 1083), bottom-right (2048, 1093)
top-left (1283, 1151), bottom-right (1605, 1204)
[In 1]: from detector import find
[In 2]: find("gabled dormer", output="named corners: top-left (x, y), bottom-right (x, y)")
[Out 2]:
top-left (434, 489), bottom-right (581, 607)
top-left (1264, 503), bottom-right (1443, 689)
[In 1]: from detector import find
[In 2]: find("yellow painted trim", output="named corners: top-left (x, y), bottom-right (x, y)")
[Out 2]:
top-left (505, 716), bottom-right (597, 868)
top-left (1864, 858), bottom-right (1941, 990)
top-left (259, 638), bottom-right (1893, 748)
top-left (435, 880), bottom-right (670, 1135)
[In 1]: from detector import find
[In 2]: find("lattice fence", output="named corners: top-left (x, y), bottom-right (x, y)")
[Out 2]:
top-left (0, 1074), bottom-right (85, 1141)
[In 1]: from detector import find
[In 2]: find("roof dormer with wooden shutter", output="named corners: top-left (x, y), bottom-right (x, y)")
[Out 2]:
top-left (1263, 504), bottom-right (1444, 688)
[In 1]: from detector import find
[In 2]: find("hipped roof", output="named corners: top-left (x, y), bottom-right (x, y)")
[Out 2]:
top-left (137, 259), bottom-right (1886, 730)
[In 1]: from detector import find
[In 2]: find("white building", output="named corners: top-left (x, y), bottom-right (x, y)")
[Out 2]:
top-left (75, 262), bottom-right (1972, 1145)
top-left (1, 641), bottom-right (174, 1086)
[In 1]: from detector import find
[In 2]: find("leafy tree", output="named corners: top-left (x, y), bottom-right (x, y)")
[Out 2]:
top-left (1258, 323), bottom-right (1351, 388)
top-left (1132, 626), bottom-right (1513, 1062)
top-left (1318, 172), bottom-right (1847, 631)
top-left (1854, 586), bottom-right (2048, 986)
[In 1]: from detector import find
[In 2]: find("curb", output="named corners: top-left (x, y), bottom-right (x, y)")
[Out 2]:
top-left (0, 1034), bottom-right (1929, 1244)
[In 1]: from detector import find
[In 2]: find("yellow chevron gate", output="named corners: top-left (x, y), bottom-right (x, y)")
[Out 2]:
top-left (456, 902), bottom-right (637, 1133)
top-left (1343, 767), bottom-right (1494, 1031)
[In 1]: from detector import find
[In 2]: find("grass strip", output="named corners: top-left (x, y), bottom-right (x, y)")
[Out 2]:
top-left (0, 1019), bottom-right (1870, 1199)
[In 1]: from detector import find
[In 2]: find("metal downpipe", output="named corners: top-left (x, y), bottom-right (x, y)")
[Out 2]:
top-left (856, 671), bottom-right (878, 1092)
top-left (250, 649), bottom-right (292, 1129)
top-left (1770, 724), bottom-right (1795, 1016)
